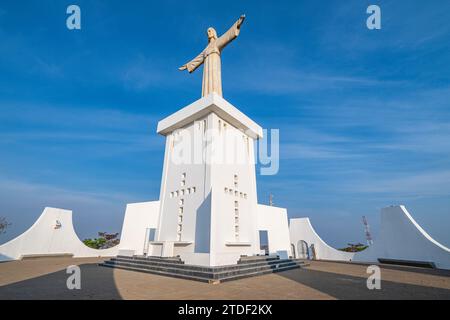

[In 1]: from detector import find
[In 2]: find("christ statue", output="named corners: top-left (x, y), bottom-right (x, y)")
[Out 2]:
top-left (179, 15), bottom-right (246, 97)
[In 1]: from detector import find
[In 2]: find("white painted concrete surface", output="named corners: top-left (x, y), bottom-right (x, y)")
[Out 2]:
top-left (257, 204), bottom-right (292, 259)
top-left (154, 96), bottom-right (264, 266)
top-left (157, 93), bottom-right (263, 139)
top-left (0, 207), bottom-right (118, 262)
top-left (354, 205), bottom-right (450, 269)
top-left (289, 218), bottom-right (355, 261)
top-left (117, 201), bottom-right (160, 257)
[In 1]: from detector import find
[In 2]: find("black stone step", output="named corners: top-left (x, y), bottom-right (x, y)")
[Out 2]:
top-left (104, 259), bottom-right (300, 275)
top-left (101, 260), bottom-right (302, 283)
top-left (219, 264), bottom-right (301, 283)
top-left (102, 263), bottom-right (213, 283)
top-left (134, 255), bottom-right (184, 262)
top-left (377, 258), bottom-right (436, 269)
top-left (119, 254), bottom-right (281, 267)
top-left (102, 259), bottom-right (303, 280)
top-left (101, 254), bottom-right (308, 283)
top-left (109, 255), bottom-right (302, 273)
top-left (116, 255), bottom-right (184, 264)
top-left (291, 259), bottom-right (311, 267)
top-left (238, 255), bottom-right (280, 264)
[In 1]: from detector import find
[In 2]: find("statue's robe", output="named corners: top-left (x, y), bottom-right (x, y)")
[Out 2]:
top-left (184, 20), bottom-right (241, 97)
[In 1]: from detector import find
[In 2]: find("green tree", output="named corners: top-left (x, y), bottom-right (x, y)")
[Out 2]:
top-left (83, 232), bottom-right (119, 249)
top-left (339, 243), bottom-right (368, 252)
top-left (98, 232), bottom-right (120, 248)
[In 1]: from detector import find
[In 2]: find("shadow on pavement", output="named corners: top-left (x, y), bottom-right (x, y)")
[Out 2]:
top-left (317, 260), bottom-right (450, 277)
top-left (0, 263), bottom-right (122, 300)
top-left (276, 268), bottom-right (450, 300)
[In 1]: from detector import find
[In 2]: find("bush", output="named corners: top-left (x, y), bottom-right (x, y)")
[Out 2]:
top-left (83, 232), bottom-right (119, 249)
top-left (339, 243), bottom-right (368, 252)
top-left (83, 237), bottom-right (107, 249)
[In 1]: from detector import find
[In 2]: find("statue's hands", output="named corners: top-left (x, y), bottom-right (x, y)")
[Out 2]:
top-left (179, 65), bottom-right (188, 71)
top-left (237, 14), bottom-right (246, 28)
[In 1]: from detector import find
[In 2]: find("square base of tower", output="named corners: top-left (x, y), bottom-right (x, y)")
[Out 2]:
top-left (179, 252), bottom-right (244, 267)
top-left (149, 241), bottom-right (258, 266)
top-left (101, 254), bottom-right (306, 283)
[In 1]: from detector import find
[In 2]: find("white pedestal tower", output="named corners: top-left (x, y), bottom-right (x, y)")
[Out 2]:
top-left (149, 93), bottom-right (264, 266)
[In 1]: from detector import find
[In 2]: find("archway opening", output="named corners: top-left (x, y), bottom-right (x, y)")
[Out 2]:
top-left (297, 240), bottom-right (309, 259)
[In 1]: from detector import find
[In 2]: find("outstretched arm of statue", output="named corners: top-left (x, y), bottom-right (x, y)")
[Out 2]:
top-left (216, 14), bottom-right (246, 50)
top-left (237, 14), bottom-right (246, 28)
top-left (179, 51), bottom-right (205, 73)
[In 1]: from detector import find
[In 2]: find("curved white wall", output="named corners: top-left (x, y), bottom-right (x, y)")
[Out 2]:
top-left (289, 218), bottom-right (355, 261)
top-left (354, 205), bottom-right (450, 269)
top-left (0, 207), bottom-right (118, 262)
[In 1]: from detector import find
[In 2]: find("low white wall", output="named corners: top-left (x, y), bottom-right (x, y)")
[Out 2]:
top-left (118, 201), bottom-right (160, 256)
top-left (289, 218), bottom-right (355, 261)
top-left (354, 205), bottom-right (450, 269)
top-left (0, 207), bottom-right (118, 262)
top-left (257, 204), bottom-right (292, 259)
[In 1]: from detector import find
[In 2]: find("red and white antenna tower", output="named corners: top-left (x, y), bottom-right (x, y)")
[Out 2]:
top-left (362, 216), bottom-right (373, 246)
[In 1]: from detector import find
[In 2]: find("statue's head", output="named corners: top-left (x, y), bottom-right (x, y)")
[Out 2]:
top-left (207, 27), bottom-right (218, 41)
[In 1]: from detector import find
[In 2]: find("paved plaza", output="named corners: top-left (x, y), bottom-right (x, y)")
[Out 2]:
top-left (0, 257), bottom-right (449, 300)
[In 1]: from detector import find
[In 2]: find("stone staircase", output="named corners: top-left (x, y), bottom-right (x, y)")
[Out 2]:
top-left (100, 255), bottom-right (308, 283)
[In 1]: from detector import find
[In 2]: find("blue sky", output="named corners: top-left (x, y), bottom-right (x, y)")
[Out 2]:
top-left (0, 0), bottom-right (449, 248)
